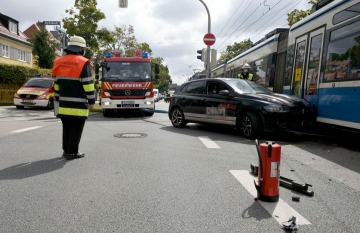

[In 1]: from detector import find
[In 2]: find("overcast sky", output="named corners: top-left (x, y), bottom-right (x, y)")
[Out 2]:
top-left (2, 0), bottom-right (312, 85)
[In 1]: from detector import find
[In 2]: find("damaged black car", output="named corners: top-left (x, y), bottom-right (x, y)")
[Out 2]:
top-left (168, 78), bottom-right (314, 139)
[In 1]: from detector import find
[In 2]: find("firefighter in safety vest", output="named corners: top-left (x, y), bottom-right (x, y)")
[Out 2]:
top-left (237, 63), bottom-right (253, 81)
top-left (52, 35), bottom-right (95, 160)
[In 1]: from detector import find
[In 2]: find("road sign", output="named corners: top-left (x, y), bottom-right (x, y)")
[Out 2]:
top-left (43, 21), bottom-right (60, 25)
top-left (56, 26), bottom-right (66, 34)
top-left (203, 33), bottom-right (216, 46)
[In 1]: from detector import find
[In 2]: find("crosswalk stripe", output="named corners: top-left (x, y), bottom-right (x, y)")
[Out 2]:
top-left (230, 170), bottom-right (311, 226)
top-left (11, 126), bottom-right (43, 133)
top-left (199, 136), bottom-right (220, 149)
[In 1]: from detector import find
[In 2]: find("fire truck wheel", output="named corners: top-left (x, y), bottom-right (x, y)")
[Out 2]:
top-left (47, 100), bottom-right (54, 110)
top-left (103, 109), bottom-right (110, 117)
top-left (143, 110), bottom-right (154, 116)
top-left (171, 107), bottom-right (186, 128)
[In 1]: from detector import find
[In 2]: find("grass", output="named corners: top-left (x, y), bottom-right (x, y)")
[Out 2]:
top-left (90, 103), bottom-right (102, 112)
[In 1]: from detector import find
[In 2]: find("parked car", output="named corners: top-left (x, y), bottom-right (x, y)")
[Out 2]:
top-left (168, 78), bottom-right (314, 139)
top-left (13, 77), bottom-right (55, 109)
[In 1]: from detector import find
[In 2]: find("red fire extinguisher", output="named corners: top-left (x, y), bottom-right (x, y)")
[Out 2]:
top-left (254, 139), bottom-right (281, 202)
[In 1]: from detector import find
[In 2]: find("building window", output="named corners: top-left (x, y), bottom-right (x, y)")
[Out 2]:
top-left (9, 21), bottom-right (18, 34)
top-left (18, 49), bottom-right (26, 61)
top-left (2, 44), bottom-right (9, 57)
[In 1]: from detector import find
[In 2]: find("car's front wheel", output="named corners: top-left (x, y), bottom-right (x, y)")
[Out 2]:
top-left (171, 107), bottom-right (186, 128)
top-left (240, 112), bottom-right (262, 139)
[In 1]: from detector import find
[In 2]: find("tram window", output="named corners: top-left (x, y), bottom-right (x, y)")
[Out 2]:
top-left (324, 33), bottom-right (360, 82)
top-left (331, 20), bottom-right (360, 41)
top-left (284, 44), bottom-right (295, 86)
top-left (333, 3), bottom-right (360, 25)
top-left (306, 34), bottom-right (322, 95)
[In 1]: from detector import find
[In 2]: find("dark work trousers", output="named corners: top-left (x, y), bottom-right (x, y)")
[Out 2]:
top-left (60, 118), bottom-right (86, 154)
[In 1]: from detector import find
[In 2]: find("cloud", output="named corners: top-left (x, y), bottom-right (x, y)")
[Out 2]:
top-left (1, 0), bottom-right (313, 85)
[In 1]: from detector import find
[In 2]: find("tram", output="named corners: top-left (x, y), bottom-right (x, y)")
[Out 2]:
top-left (211, 0), bottom-right (360, 132)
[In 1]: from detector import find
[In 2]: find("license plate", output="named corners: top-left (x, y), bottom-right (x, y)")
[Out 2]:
top-left (122, 104), bottom-right (134, 107)
top-left (121, 101), bottom-right (135, 104)
top-left (21, 100), bottom-right (33, 103)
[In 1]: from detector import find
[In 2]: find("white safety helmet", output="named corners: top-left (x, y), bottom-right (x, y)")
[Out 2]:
top-left (64, 35), bottom-right (89, 53)
top-left (242, 63), bottom-right (251, 69)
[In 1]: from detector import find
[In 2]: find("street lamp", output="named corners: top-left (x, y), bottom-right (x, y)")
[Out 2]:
top-left (198, 0), bottom-right (211, 78)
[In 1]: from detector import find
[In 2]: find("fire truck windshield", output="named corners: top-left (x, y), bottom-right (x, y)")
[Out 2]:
top-left (102, 62), bottom-right (151, 82)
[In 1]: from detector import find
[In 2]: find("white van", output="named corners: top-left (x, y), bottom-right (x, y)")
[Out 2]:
top-left (153, 89), bottom-right (159, 102)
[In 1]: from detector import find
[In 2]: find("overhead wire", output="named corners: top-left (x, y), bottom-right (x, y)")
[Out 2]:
top-left (215, 1), bottom-right (265, 51)
top-left (248, 0), bottom-right (300, 39)
top-left (216, 0), bottom-right (284, 52)
top-left (215, 0), bottom-right (245, 38)
top-left (214, 0), bottom-right (255, 49)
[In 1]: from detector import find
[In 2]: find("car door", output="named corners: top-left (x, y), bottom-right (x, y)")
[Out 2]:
top-left (202, 81), bottom-right (237, 126)
top-left (180, 80), bottom-right (206, 121)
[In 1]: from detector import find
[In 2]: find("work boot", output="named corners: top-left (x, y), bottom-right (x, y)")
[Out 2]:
top-left (65, 152), bottom-right (85, 160)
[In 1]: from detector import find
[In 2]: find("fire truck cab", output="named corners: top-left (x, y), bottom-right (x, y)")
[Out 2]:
top-left (95, 50), bottom-right (160, 117)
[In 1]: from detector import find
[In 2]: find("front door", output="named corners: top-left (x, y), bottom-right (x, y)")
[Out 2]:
top-left (203, 81), bottom-right (237, 126)
top-left (303, 28), bottom-right (325, 109)
top-left (291, 35), bottom-right (308, 97)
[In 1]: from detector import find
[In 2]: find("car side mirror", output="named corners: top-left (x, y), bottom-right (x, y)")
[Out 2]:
top-left (219, 90), bottom-right (230, 96)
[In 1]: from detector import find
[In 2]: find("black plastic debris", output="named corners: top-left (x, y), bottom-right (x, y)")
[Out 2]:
top-left (282, 216), bottom-right (299, 232)
top-left (292, 196), bottom-right (300, 202)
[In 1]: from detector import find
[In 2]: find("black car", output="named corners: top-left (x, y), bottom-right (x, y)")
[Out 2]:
top-left (168, 78), bottom-right (314, 139)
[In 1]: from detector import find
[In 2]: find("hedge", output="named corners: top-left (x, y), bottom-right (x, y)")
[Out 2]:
top-left (0, 63), bottom-right (52, 84)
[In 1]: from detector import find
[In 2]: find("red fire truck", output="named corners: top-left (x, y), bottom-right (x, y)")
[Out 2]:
top-left (95, 50), bottom-right (159, 117)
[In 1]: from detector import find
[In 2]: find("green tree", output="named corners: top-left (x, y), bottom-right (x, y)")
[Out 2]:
top-left (62, 0), bottom-right (106, 59)
top-left (108, 25), bottom-right (138, 56)
top-left (287, 0), bottom-right (321, 26)
top-left (217, 39), bottom-right (253, 65)
top-left (136, 42), bottom-right (153, 56)
top-left (151, 57), bottom-right (172, 92)
top-left (93, 27), bottom-right (115, 63)
top-left (27, 27), bottom-right (58, 69)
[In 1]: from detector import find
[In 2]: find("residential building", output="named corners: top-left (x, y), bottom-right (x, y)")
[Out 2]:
top-left (0, 12), bottom-right (33, 67)
top-left (24, 21), bottom-right (63, 57)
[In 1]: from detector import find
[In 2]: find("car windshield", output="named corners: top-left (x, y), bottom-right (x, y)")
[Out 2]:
top-left (24, 78), bottom-right (53, 88)
top-left (224, 79), bottom-right (273, 94)
top-left (102, 62), bottom-right (151, 82)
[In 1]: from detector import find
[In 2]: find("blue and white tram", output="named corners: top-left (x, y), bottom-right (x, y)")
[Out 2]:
top-left (285, 0), bottom-right (360, 131)
top-left (211, 28), bottom-right (289, 93)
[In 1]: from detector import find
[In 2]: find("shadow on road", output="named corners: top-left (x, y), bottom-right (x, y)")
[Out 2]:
top-left (0, 157), bottom-right (67, 180)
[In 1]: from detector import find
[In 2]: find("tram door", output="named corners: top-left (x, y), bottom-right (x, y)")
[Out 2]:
top-left (303, 28), bottom-right (325, 108)
top-left (291, 35), bottom-right (308, 96)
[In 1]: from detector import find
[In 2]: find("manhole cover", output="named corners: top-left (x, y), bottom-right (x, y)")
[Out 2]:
top-left (114, 133), bottom-right (147, 138)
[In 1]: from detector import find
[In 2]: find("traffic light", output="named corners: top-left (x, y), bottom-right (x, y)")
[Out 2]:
top-left (197, 49), bottom-right (207, 62)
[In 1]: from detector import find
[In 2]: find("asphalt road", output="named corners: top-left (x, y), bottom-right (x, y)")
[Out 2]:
top-left (0, 101), bottom-right (359, 232)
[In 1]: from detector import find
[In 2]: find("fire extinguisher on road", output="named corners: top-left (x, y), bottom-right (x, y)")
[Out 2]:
top-left (254, 139), bottom-right (281, 202)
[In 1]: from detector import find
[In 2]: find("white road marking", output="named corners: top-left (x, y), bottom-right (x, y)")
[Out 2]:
top-left (11, 126), bottom-right (43, 133)
top-left (230, 170), bottom-right (311, 226)
top-left (198, 136), bottom-right (220, 149)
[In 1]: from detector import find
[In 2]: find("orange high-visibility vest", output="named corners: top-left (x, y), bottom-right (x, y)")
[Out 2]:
top-left (52, 55), bottom-right (89, 78)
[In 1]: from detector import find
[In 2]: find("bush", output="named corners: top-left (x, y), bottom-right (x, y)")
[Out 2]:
top-left (0, 63), bottom-right (52, 84)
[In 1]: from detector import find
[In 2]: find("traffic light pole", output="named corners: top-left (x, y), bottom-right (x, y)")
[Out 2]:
top-left (198, 0), bottom-right (211, 78)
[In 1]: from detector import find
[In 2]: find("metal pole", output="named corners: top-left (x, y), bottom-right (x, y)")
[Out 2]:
top-left (198, 0), bottom-right (211, 78)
